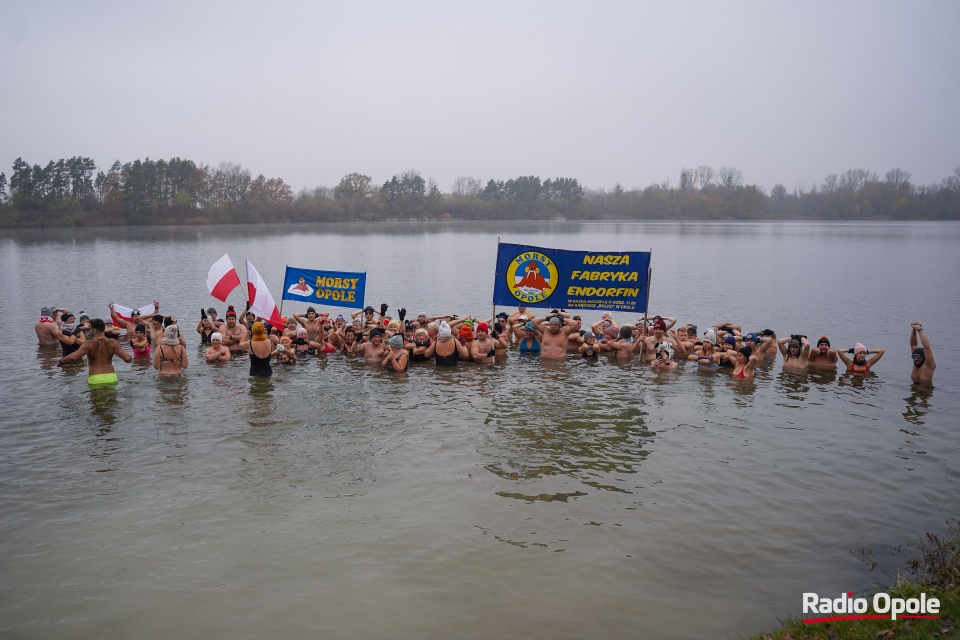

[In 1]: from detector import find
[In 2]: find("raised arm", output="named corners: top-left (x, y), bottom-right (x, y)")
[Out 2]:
top-left (865, 349), bottom-right (884, 368)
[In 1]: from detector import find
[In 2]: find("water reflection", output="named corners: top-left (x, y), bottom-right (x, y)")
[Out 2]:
top-left (902, 385), bottom-right (935, 426)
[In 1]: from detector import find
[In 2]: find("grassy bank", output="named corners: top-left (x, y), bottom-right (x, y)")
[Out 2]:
top-left (748, 522), bottom-right (959, 639)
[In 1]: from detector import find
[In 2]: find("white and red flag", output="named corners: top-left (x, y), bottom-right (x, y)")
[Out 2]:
top-left (245, 260), bottom-right (283, 330)
top-left (112, 303), bottom-right (155, 323)
top-left (207, 254), bottom-right (241, 302)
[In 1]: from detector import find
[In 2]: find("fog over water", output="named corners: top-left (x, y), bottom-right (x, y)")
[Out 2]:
top-left (3, 2), bottom-right (959, 193)
top-left (1, 221), bottom-right (958, 639)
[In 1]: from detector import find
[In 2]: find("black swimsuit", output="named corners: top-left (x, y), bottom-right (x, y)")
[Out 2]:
top-left (435, 343), bottom-right (459, 367)
top-left (249, 346), bottom-right (273, 377)
top-left (410, 340), bottom-right (431, 362)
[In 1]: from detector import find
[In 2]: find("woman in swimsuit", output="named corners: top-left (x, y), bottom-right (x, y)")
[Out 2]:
top-left (517, 322), bottom-right (542, 353)
top-left (382, 334), bottom-right (409, 372)
top-left (131, 323), bottom-right (151, 356)
top-left (425, 321), bottom-right (468, 366)
top-left (578, 331), bottom-right (599, 358)
top-left (196, 315), bottom-right (216, 345)
top-left (409, 328), bottom-right (432, 362)
top-left (239, 321), bottom-right (273, 378)
top-left (838, 343), bottom-right (884, 374)
top-left (729, 346), bottom-right (758, 379)
top-left (153, 324), bottom-right (188, 376)
top-left (688, 330), bottom-right (720, 368)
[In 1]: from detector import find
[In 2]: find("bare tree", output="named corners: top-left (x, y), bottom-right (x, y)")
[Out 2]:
top-left (679, 168), bottom-right (694, 194)
top-left (943, 167), bottom-right (960, 196)
top-left (694, 165), bottom-right (715, 189)
top-left (717, 166), bottom-right (743, 189)
top-left (839, 169), bottom-right (878, 192)
top-left (821, 174), bottom-right (839, 193)
top-left (451, 176), bottom-right (483, 200)
top-left (884, 168), bottom-right (913, 196)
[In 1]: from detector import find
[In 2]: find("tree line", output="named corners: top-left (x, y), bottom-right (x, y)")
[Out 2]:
top-left (1, 157), bottom-right (957, 228)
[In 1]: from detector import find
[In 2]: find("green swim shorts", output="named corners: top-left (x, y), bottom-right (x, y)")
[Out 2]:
top-left (88, 372), bottom-right (118, 386)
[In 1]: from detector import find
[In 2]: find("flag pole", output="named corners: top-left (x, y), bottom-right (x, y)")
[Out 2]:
top-left (642, 261), bottom-right (652, 360)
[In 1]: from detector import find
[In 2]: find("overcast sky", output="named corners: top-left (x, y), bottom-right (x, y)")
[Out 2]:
top-left (3, 1), bottom-right (958, 195)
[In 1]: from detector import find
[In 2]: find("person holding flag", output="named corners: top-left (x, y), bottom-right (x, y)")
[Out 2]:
top-left (109, 302), bottom-right (156, 335)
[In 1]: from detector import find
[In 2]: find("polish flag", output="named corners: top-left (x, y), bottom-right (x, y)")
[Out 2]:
top-left (112, 303), bottom-right (155, 323)
top-left (207, 254), bottom-right (241, 302)
top-left (245, 260), bottom-right (284, 330)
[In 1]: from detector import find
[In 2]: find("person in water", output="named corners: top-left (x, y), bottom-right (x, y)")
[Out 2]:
top-left (652, 341), bottom-right (679, 370)
top-left (239, 321), bottom-right (273, 377)
top-left (578, 331), bottom-right (600, 358)
top-left (205, 332), bottom-right (231, 362)
top-left (425, 321), bottom-right (468, 366)
top-left (777, 335), bottom-right (810, 370)
top-left (58, 318), bottom-right (132, 385)
top-left (837, 343), bottom-right (884, 373)
top-left (516, 321), bottom-right (542, 354)
top-left (294, 307), bottom-right (324, 341)
top-left (532, 312), bottom-right (579, 359)
top-left (131, 324), bottom-right (151, 356)
top-left (807, 336), bottom-right (838, 369)
top-left (57, 312), bottom-right (86, 358)
top-left (382, 334), bottom-right (409, 371)
top-left (220, 306), bottom-right (248, 352)
top-left (909, 322), bottom-right (935, 383)
top-left (470, 322), bottom-right (505, 364)
top-left (728, 345), bottom-right (759, 379)
top-left (153, 324), bottom-right (188, 376)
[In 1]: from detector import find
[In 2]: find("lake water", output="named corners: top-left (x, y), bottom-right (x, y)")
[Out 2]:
top-left (1, 221), bottom-right (958, 639)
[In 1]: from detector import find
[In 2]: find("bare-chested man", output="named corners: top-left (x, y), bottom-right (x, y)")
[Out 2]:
top-left (220, 306), bottom-right (248, 352)
top-left (807, 336), bottom-right (837, 369)
top-left (670, 326), bottom-right (698, 359)
top-left (362, 328), bottom-right (389, 362)
top-left (566, 315), bottom-right (585, 351)
top-left (603, 325), bottom-right (646, 360)
top-left (36, 306), bottom-right (64, 345)
top-left (294, 307), bottom-right (323, 341)
top-left (910, 322), bottom-right (935, 383)
top-left (532, 313), bottom-right (579, 359)
top-left (743, 330), bottom-right (778, 363)
top-left (641, 317), bottom-right (677, 361)
top-left (57, 318), bottom-right (132, 385)
top-left (777, 335), bottom-right (811, 370)
top-left (470, 322), bottom-right (507, 364)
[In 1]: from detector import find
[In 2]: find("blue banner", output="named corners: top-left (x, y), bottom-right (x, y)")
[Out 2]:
top-left (492, 243), bottom-right (651, 312)
top-left (282, 266), bottom-right (366, 309)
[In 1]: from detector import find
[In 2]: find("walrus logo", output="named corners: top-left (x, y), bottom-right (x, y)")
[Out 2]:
top-left (506, 251), bottom-right (558, 304)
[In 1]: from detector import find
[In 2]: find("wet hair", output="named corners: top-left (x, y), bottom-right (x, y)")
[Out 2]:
top-left (619, 325), bottom-right (633, 339)
top-left (90, 318), bottom-right (105, 332)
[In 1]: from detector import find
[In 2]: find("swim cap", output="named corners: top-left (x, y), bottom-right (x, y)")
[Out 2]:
top-left (524, 322), bottom-right (536, 332)
top-left (161, 325), bottom-right (180, 346)
top-left (251, 322), bottom-right (267, 341)
top-left (211, 332), bottom-right (222, 341)
top-left (853, 343), bottom-right (867, 355)
top-left (912, 347), bottom-right (925, 366)
top-left (389, 334), bottom-right (404, 348)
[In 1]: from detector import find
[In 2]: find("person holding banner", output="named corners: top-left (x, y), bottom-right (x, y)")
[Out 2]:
top-left (532, 313), bottom-right (579, 359)
top-left (470, 323), bottom-right (507, 364)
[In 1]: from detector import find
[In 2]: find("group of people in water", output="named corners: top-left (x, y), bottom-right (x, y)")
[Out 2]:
top-left (37, 301), bottom-right (936, 386)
